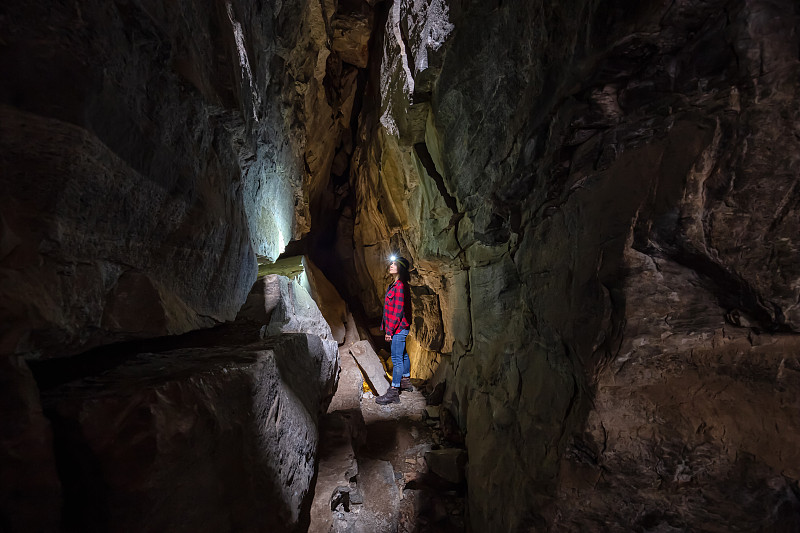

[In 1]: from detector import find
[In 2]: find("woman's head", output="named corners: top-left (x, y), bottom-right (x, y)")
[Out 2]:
top-left (389, 256), bottom-right (410, 281)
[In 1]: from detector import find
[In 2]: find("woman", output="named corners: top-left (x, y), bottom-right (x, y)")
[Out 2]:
top-left (376, 256), bottom-right (413, 405)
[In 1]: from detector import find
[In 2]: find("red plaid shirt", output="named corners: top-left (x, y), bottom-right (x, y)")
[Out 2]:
top-left (381, 280), bottom-right (410, 336)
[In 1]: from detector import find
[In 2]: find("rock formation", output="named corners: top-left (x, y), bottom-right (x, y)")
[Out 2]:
top-left (34, 274), bottom-right (339, 532)
top-left (0, 0), bottom-right (371, 357)
top-left (0, 356), bottom-right (61, 533)
top-left (1, 0), bottom-right (370, 527)
top-left (44, 332), bottom-right (336, 533)
top-left (2, 0), bottom-right (800, 531)
top-left (338, 0), bottom-right (800, 530)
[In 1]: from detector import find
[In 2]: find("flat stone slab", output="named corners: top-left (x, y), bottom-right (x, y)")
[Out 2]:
top-left (352, 459), bottom-right (400, 533)
top-left (361, 389), bottom-right (426, 425)
top-left (349, 340), bottom-right (389, 397)
top-left (327, 349), bottom-right (363, 414)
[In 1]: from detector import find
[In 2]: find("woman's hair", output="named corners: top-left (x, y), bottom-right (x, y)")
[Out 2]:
top-left (395, 256), bottom-right (411, 282)
top-left (394, 257), bottom-right (412, 320)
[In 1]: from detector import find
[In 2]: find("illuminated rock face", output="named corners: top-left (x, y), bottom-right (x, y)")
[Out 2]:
top-left (0, 1), bottom-right (368, 530)
top-left (346, 0), bottom-right (800, 530)
top-left (0, 0), bottom-right (370, 357)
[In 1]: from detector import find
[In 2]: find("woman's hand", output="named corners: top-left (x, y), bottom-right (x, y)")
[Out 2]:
top-left (385, 333), bottom-right (392, 342)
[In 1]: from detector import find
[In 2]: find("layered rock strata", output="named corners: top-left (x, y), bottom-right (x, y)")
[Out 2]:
top-left (341, 0), bottom-right (800, 530)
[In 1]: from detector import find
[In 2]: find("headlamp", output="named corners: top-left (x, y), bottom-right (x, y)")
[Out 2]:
top-left (390, 255), bottom-right (397, 262)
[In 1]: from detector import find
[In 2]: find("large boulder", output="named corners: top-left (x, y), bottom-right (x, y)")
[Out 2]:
top-left (44, 333), bottom-right (336, 533)
top-left (240, 257), bottom-right (350, 345)
top-left (261, 274), bottom-right (339, 354)
top-left (238, 273), bottom-right (339, 352)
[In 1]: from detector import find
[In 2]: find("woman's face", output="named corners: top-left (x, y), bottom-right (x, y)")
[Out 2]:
top-left (389, 261), bottom-right (398, 275)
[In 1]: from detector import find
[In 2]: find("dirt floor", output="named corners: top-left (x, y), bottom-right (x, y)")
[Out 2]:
top-left (309, 351), bottom-right (466, 533)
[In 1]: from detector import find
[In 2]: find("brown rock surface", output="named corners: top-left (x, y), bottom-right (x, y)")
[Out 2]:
top-left (337, 0), bottom-right (800, 530)
top-left (311, 363), bottom-right (465, 533)
top-left (327, 349), bottom-right (364, 415)
top-left (424, 448), bottom-right (466, 485)
top-left (3, 0), bottom-right (800, 530)
top-left (304, 257), bottom-right (350, 345)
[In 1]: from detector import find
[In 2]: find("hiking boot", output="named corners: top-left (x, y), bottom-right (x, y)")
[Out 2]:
top-left (375, 387), bottom-right (400, 405)
top-left (400, 376), bottom-right (414, 392)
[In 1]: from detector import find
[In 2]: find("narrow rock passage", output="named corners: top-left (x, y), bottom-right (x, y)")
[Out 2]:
top-left (309, 345), bottom-right (466, 533)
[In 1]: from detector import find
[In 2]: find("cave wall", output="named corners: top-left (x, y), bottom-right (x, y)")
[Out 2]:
top-left (347, 0), bottom-right (800, 530)
top-left (3, 0), bottom-right (800, 530)
top-left (0, 1), bottom-right (373, 530)
top-left (0, 0), bottom-right (370, 357)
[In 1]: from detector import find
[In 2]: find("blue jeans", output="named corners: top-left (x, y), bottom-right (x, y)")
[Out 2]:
top-left (390, 329), bottom-right (410, 387)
